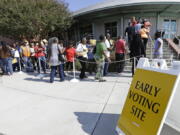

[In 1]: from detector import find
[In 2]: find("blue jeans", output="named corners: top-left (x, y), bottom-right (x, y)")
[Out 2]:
top-left (103, 59), bottom-right (109, 76)
top-left (50, 64), bottom-right (65, 83)
top-left (0, 58), bottom-right (3, 73)
top-left (37, 56), bottom-right (46, 73)
top-left (2, 58), bottom-right (13, 74)
top-left (22, 57), bottom-right (33, 69)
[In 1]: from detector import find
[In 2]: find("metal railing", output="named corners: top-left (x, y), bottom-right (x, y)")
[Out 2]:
top-left (148, 35), bottom-right (154, 60)
top-left (165, 38), bottom-right (180, 59)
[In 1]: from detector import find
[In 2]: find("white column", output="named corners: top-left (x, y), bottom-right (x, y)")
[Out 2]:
top-left (120, 16), bottom-right (124, 37)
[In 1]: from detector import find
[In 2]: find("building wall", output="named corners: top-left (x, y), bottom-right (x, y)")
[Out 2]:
top-left (74, 12), bottom-right (180, 41)
top-left (92, 13), bottom-right (158, 40)
top-left (93, 21), bottom-right (104, 39)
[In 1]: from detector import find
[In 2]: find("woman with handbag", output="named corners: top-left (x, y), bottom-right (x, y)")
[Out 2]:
top-left (0, 42), bottom-right (13, 75)
top-left (47, 37), bottom-right (65, 83)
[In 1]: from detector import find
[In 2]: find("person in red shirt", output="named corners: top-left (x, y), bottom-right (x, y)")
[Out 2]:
top-left (65, 41), bottom-right (76, 71)
top-left (34, 41), bottom-right (46, 73)
top-left (115, 36), bottom-right (126, 73)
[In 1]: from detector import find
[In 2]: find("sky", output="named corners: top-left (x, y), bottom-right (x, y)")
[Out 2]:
top-left (64, 0), bottom-right (105, 11)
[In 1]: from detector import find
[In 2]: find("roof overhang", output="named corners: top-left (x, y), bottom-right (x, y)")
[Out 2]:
top-left (73, 1), bottom-right (180, 19)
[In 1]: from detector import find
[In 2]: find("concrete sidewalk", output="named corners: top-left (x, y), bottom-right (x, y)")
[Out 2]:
top-left (0, 72), bottom-right (179, 135)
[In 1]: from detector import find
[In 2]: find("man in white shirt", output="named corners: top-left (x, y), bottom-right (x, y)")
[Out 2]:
top-left (76, 38), bottom-right (88, 79)
top-left (104, 34), bottom-right (113, 76)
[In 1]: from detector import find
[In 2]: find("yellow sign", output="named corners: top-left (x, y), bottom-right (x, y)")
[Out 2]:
top-left (12, 58), bottom-right (17, 64)
top-left (117, 69), bottom-right (177, 135)
top-left (90, 39), bottom-right (96, 46)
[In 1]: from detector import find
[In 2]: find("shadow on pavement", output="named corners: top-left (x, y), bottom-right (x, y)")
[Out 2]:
top-left (74, 112), bottom-right (119, 135)
top-left (74, 112), bottom-right (180, 135)
top-left (24, 72), bottom-right (96, 83)
top-left (24, 77), bottom-right (50, 83)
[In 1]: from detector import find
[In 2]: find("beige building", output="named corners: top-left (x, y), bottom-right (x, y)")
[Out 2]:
top-left (71, 0), bottom-right (180, 41)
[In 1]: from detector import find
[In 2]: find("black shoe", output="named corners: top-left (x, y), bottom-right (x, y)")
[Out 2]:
top-left (89, 72), bottom-right (92, 75)
top-left (94, 77), bottom-right (99, 80)
top-left (99, 79), bottom-right (106, 82)
top-left (60, 79), bottom-right (65, 82)
top-left (79, 75), bottom-right (84, 79)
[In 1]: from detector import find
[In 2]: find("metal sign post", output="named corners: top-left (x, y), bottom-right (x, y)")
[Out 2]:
top-left (18, 58), bottom-right (23, 74)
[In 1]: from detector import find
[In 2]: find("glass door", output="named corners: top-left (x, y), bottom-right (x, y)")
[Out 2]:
top-left (163, 19), bottom-right (177, 39)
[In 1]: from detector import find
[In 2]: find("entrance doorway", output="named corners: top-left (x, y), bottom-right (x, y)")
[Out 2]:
top-left (163, 19), bottom-right (177, 39)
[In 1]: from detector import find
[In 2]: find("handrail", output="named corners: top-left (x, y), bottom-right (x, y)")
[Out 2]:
top-left (165, 38), bottom-right (180, 55)
top-left (148, 35), bottom-right (154, 60)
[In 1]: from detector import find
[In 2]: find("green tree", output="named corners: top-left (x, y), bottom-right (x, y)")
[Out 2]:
top-left (0, 0), bottom-right (72, 40)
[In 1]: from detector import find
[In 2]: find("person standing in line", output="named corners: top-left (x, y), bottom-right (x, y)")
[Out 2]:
top-left (140, 25), bottom-right (150, 57)
top-left (0, 42), bottom-right (3, 74)
top-left (12, 43), bottom-right (20, 72)
top-left (94, 35), bottom-right (111, 82)
top-left (0, 42), bottom-right (13, 75)
top-left (29, 42), bottom-right (37, 71)
top-left (47, 37), bottom-right (65, 83)
top-left (135, 20), bottom-right (142, 34)
top-left (58, 40), bottom-right (66, 76)
top-left (65, 41), bottom-right (76, 72)
top-left (21, 40), bottom-right (33, 72)
top-left (86, 40), bottom-right (96, 75)
top-left (115, 36), bottom-right (126, 74)
top-left (125, 22), bottom-right (135, 50)
top-left (76, 38), bottom-right (88, 79)
top-left (104, 33), bottom-right (113, 76)
top-left (154, 31), bottom-right (163, 59)
top-left (131, 16), bottom-right (137, 27)
top-left (130, 33), bottom-right (144, 76)
top-left (42, 39), bottom-right (48, 57)
top-left (34, 41), bottom-right (46, 74)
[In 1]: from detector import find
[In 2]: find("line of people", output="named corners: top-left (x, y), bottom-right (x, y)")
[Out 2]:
top-left (0, 40), bottom-right (48, 75)
top-left (1, 17), bottom-right (165, 82)
top-left (0, 34), bottom-right (127, 82)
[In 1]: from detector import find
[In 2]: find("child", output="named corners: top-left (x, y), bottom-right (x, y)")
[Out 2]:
top-left (65, 41), bottom-right (76, 72)
top-left (154, 31), bottom-right (163, 59)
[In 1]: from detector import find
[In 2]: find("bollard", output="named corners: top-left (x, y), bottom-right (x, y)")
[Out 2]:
top-left (70, 58), bottom-right (79, 83)
top-left (133, 57), bottom-right (136, 74)
top-left (0, 75), bottom-right (3, 85)
top-left (18, 58), bottom-right (23, 74)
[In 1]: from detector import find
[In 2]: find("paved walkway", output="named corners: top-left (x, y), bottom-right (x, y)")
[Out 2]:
top-left (0, 72), bottom-right (179, 135)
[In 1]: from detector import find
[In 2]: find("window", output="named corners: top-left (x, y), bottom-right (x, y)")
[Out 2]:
top-left (163, 19), bottom-right (177, 39)
top-left (105, 22), bottom-right (117, 38)
top-left (79, 24), bottom-right (93, 39)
